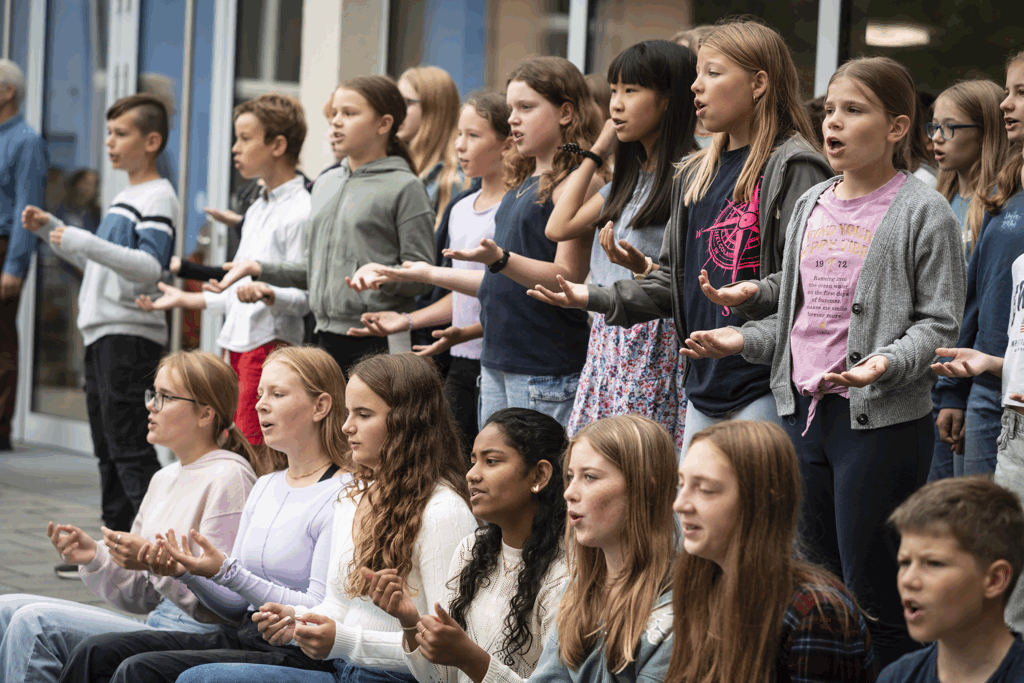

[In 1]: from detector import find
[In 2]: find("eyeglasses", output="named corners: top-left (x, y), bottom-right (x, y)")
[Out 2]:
top-left (145, 388), bottom-right (200, 412)
top-left (926, 122), bottom-right (981, 140)
top-left (403, 97), bottom-right (420, 107)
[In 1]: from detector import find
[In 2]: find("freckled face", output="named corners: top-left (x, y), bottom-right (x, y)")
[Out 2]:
top-left (563, 439), bottom-right (627, 551)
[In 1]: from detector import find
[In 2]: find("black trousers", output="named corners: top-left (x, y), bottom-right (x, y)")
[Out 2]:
top-left (314, 330), bottom-right (389, 378)
top-left (84, 335), bottom-right (163, 531)
top-left (58, 615), bottom-right (333, 683)
top-left (446, 356), bottom-right (481, 452)
top-left (0, 236), bottom-right (19, 443)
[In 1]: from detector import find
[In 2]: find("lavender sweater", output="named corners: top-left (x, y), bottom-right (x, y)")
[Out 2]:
top-left (179, 469), bottom-right (347, 623)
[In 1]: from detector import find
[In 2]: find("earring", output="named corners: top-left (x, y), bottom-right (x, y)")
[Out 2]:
top-left (532, 486), bottom-right (540, 493)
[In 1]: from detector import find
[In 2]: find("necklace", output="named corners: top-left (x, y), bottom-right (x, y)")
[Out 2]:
top-left (288, 460), bottom-right (331, 479)
top-left (500, 547), bottom-right (523, 573)
top-left (515, 176), bottom-right (539, 199)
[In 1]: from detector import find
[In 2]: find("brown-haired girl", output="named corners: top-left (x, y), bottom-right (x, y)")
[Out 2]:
top-left (0, 350), bottom-right (258, 682)
top-left (671, 420), bottom-right (873, 682)
top-left (483, 415), bottom-right (678, 683)
top-left (530, 20), bottom-right (832, 448)
top-left (210, 75), bottom-right (436, 374)
top-left (680, 56), bottom-right (967, 668)
top-left (397, 66), bottom-right (467, 218)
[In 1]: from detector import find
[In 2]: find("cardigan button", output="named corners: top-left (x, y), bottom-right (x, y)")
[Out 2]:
top-left (852, 303), bottom-right (863, 314)
top-left (850, 352), bottom-right (862, 363)
top-left (856, 413), bottom-right (869, 425)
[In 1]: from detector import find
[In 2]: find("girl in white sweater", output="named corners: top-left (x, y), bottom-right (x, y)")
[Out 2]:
top-left (178, 353), bottom-right (477, 683)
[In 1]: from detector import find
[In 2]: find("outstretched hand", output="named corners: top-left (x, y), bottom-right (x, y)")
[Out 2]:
top-left (823, 355), bottom-right (890, 388)
top-left (413, 326), bottom-right (463, 357)
top-left (680, 328), bottom-right (745, 360)
top-left (203, 259), bottom-right (258, 293)
top-left (345, 263), bottom-right (392, 292)
top-left (698, 269), bottom-right (757, 308)
top-left (47, 521), bottom-right (98, 566)
top-left (347, 311), bottom-right (409, 337)
top-left (527, 275), bottom-right (589, 309)
top-left (154, 528), bottom-right (227, 579)
top-left (137, 282), bottom-right (186, 312)
top-left (931, 347), bottom-right (996, 378)
top-left (443, 238), bottom-right (502, 265)
top-left (236, 281), bottom-right (275, 306)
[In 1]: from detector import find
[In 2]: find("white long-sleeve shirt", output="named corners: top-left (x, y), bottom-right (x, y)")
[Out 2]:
top-left (286, 484), bottom-right (478, 670)
top-left (404, 533), bottom-right (569, 683)
top-left (203, 176), bottom-right (311, 351)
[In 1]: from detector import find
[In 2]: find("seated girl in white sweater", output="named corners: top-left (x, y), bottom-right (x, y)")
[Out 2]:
top-left (368, 407), bottom-right (571, 683)
top-left (178, 352), bottom-right (478, 683)
top-left (0, 350), bottom-right (260, 683)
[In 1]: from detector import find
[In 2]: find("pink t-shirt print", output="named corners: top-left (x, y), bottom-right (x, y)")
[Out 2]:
top-left (789, 173), bottom-right (906, 433)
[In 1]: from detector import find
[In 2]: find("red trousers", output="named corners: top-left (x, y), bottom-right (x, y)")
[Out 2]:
top-left (228, 341), bottom-right (285, 446)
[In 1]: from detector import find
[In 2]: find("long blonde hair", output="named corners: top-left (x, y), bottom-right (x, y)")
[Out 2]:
top-left (934, 79), bottom-right (1010, 252)
top-left (504, 57), bottom-right (603, 204)
top-left (668, 421), bottom-right (865, 683)
top-left (557, 415), bottom-right (678, 674)
top-left (157, 350), bottom-right (265, 474)
top-left (678, 20), bottom-right (816, 206)
top-left (400, 66), bottom-right (465, 217)
top-left (988, 50), bottom-right (1024, 215)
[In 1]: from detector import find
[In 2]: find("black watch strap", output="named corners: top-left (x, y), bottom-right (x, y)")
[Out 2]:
top-left (488, 248), bottom-right (511, 274)
top-left (561, 143), bottom-right (604, 168)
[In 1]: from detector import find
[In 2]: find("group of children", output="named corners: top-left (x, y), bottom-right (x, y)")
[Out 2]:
top-left (1, 12), bottom-right (1024, 683)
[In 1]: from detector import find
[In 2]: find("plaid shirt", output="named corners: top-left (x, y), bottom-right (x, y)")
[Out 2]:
top-left (776, 584), bottom-right (877, 683)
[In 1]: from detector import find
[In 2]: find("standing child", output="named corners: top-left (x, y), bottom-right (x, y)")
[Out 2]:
top-left (671, 421), bottom-right (874, 682)
top-left (544, 39), bottom-right (696, 449)
top-left (136, 94), bottom-right (311, 445)
top-left (212, 76), bottom-right (436, 374)
top-left (529, 21), bottom-right (832, 451)
top-left (878, 477), bottom-right (1024, 682)
top-left (22, 94), bottom-right (178, 533)
top-left (933, 52), bottom-right (1024, 478)
top-left (678, 57), bottom-right (967, 667)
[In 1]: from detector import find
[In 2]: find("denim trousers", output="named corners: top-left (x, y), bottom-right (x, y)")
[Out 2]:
top-left (177, 659), bottom-right (419, 683)
top-left (478, 365), bottom-right (580, 428)
top-left (679, 392), bottom-right (782, 456)
top-left (995, 407), bottom-right (1024, 632)
top-left (0, 594), bottom-right (217, 683)
top-left (960, 381), bottom-right (1002, 475)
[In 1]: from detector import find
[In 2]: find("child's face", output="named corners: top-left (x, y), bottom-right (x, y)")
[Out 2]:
top-left (106, 111), bottom-right (160, 173)
top-left (931, 96), bottom-right (982, 175)
top-left (466, 423), bottom-right (544, 525)
top-left (507, 80), bottom-right (568, 162)
top-left (341, 375), bottom-right (390, 471)
top-left (1002, 61), bottom-right (1024, 145)
top-left (609, 81), bottom-right (667, 149)
top-left (674, 440), bottom-right (740, 567)
top-left (823, 77), bottom-right (907, 176)
top-left (76, 173), bottom-right (98, 202)
top-left (146, 367), bottom-right (204, 451)
top-left (691, 45), bottom-right (759, 137)
top-left (396, 78), bottom-right (422, 143)
top-left (454, 105), bottom-right (505, 179)
top-left (563, 439), bottom-right (627, 554)
top-left (254, 361), bottom-right (324, 455)
top-left (232, 112), bottom-right (278, 180)
top-left (896, 531), bottom-right (998, 643)
top-left (330, 87), bottom-right (389, 162)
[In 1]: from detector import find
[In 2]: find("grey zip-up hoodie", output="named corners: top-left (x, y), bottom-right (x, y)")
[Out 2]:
top-left (257, 156), bottom-right (435, 334)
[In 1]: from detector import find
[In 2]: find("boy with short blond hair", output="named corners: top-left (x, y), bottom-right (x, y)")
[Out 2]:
top-left (879, 476), bottom-right (1024, 682)
top-left (23, 93), bottom-right (177, 537)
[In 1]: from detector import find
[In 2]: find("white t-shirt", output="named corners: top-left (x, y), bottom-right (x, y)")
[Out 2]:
top-left (1003, 254), bottom-right (1024, 408)
top-left (448, 190), bottom-right (499, 360)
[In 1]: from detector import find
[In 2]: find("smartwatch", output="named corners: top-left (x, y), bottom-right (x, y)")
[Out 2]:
top-left (488, 248), bottom-right (511, 274)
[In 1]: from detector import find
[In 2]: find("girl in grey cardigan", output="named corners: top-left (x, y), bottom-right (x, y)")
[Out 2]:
top-left (680, 57), bottom-right (966, 670)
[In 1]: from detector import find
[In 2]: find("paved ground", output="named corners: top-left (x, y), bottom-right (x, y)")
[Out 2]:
top-left (0, 442), bottom-right (130, 613)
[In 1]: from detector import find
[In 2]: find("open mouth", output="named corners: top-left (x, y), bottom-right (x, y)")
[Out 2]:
top-left (469, 488), bottom-right (485, 501)
top-left (826, 137), bottom-right (845, 155)
top-left (568, 512), bottom-right (582, 525)
top-left (694, 100), bottom-right (707, 117)
top-left (512, 131), bottom-right (525, 144)
top-left (612, 118), bottom-right (626, 128)
top-left (902, 599), bottom-right (923, 620)
top-left (1007, 117), bottom-right (1021, 128)
top-left (682, 523), bottom-right (702, 537)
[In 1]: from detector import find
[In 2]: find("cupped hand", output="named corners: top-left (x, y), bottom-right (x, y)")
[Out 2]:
top-left (599, 222), bottom-right (648, 274)
top-left (416, 603), bottom-right (488, 673)
top-left (236, 281), bottom-right (275, 305)
top-left (22, 205), bottom-right (50, 232)
top-left (255, 602), bottom-right (297, 645)
top-left (680, 328), bottom-right (745, 360)
top-left (527, 275), bottom-right (589, 309)
top-left (203, 259), bottom-right (258, 293)
top-left (364, 567), bottom-right (421, 628)
top-left (100, 527), bottom-right (150, 571)
top-left (47, 521), bottom-right (98, 566)
top-left (203, 207), bottom-right (243, 228)
top-left (347, 311), bottom-right (409, 338)
top-left (345, 263), bottom-right (392, 292)
top-left (698, 269), bottom-right (757, 308)
top-left (154, 528), bottom-right (227, 579)
top-left (931, 347), bottom-right (993, 378)
top-left (823, 355), bottom-right (890, 388)
top-left (376, 261), bottom-right (435, 285)
top-left (138, 539), bottom-right (185, 577)
top-left (413, 326), bottom-right (462, 357)
top-left (136, 282), bottom-right (185, 312)
top-left (292, 613), bottom-right (337, 660)
top-left (443, 238), bottom-right (502, 265)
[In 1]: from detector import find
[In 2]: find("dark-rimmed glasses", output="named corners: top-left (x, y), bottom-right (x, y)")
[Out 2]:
top-left (926, 122), bottom-right (981, 140)
top-left (145, 388), bottom-right (201, 412)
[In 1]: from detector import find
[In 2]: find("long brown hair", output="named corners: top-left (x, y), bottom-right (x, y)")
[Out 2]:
top-left (504, 56), bottom-right (602, 204)
top-left (557, 415), bottom-right (678, 674)
top-left (678, 19), bottom-right (817, 206)
top-left (340, 75), bottom-right (417, 175)
top-left (934, 79), bottom-right (1010, 252)
top-left (157, 350), bottom-right (265, 474)
top-left (667, 421), bottom-right (864, 683)
top-left (262, 346), bottom-right (353, 475)
top-left (401, 66), bottom-right (466, 218)
top-left (342, 353), bottom-right (470, 596)
top-left (988, 50), bottom-right (1024, 214)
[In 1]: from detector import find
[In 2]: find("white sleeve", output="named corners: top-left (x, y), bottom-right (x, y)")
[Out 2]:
top-left (267, 213), bottom-right (310, 315)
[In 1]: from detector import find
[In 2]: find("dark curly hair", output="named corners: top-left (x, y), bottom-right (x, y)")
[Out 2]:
top-left (448, 408), bottom-right (568, 666)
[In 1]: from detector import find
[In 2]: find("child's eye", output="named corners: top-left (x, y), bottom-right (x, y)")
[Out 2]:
top-left (927, 560), bottom-right (945, 568)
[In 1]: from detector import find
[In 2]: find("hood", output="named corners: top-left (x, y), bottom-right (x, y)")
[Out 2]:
top-left (347, 155), bottom-right (417, 177)
top-left (182, 449), bottom-right (254, 471)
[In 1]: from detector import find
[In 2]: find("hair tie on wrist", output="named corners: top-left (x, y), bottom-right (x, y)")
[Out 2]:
top-left (401, 312), bottom-right (414, 332)
top-left (561, 143), bottom-right (604, 169)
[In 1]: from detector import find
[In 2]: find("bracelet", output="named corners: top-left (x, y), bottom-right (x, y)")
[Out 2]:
top-left (488, 248), bottom-right (511, 274)
top-left (401, 625), bottom-right (420, 633)
top-left (634, 256), bottom-right (656, 280)
top-left (401, 312), bottom-right (414, 331)
top-left (561, 143), bottom-right (604, 168)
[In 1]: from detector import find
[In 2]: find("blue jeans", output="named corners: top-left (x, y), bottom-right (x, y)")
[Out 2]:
top-left (178, 660), bottom-right (418, 683)
top-left (0, 595), bottom-right (216, 683)
top-left (960, 381), bottom-right (1002, 475)
top-left (927, 389), bottom-right (955, 481)
top-left (680, 392), bottom-right (781, 456)
top-left (478, 366), bottom-right (580, 428)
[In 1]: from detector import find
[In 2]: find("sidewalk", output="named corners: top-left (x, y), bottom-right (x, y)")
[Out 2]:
top-left (0, 443), bottom-right (124, 612)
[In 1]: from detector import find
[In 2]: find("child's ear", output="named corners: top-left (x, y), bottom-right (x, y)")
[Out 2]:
top-left (144, 131), bottom-right (163, 155)
top-left (530, 460), bottom-right (554, 493)
top-left (751, 70), bottom-right (768, 103)
top-left (887, 114), bottom-right (912, 145)
top-left (312, 392), bottom-right (332, 423)
top-left (982, 559), bottom-right (1015, 601)
top-left (377, 114), bottom-right (395, 138)
top-left (558, 102), bottom-right (574, 128)
top-left (271, 134), bottom-right (288, 159)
